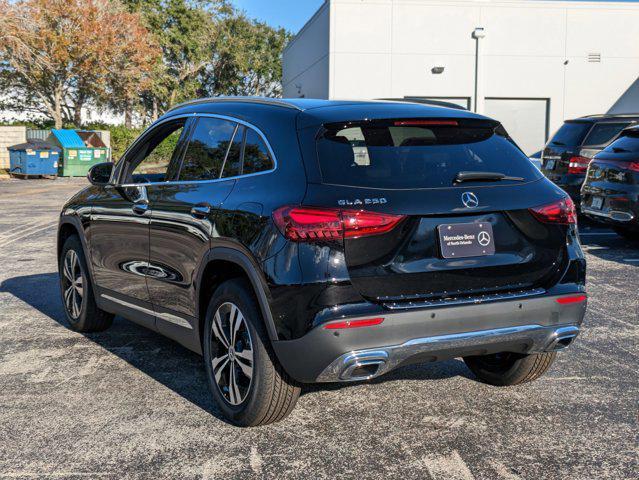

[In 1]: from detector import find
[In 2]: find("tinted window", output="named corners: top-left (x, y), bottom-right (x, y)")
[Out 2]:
top-left (243, 129), bottom-right (274, 175)
top-left (604, 133), bottom-right (639, 153)
top-left (222, 126), bottom-right (245, 178)
top-left (129, 121), bottom-right (184, 183)
top-left (548, 122), bottom-right (591, 147)
top-left (583, 122), bottom-right (629, 147)
top-left (180, 118), bottom-right (237, 181)
top-left (316, 121), bottom-right (541, 189)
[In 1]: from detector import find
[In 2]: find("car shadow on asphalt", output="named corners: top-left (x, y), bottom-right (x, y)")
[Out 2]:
top-left (578, 229), bottom-right (639, 266)
top-left (1, 272), bottom-right (476, 414)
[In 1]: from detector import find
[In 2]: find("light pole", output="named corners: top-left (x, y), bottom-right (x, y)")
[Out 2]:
top-left (472, 27), bottom-right (485, 113)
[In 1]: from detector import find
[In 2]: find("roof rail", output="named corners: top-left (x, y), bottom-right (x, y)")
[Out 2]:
top-left (166, 96), bottom-right (303, 113)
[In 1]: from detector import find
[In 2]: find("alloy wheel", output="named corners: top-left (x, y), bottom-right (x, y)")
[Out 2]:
top-left (210, 302), bottom-right (254, 406)
top-left (62, 250), bottom-right (84, 319)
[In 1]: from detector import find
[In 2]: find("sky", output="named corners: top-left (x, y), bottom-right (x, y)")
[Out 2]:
top-left (232, 0), bottom-right (639, 34)
top-left (230, 0), bottom-right (325, 32)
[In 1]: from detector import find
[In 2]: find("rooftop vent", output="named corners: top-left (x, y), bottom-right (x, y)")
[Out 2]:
top-left (588, 53), bottom-right (601, 63)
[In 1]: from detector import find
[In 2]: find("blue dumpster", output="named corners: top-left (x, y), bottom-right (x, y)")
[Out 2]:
top-left (8, 140), bottom-right (60, 178)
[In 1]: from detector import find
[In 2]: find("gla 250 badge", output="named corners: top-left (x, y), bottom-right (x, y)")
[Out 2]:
top-left (338, 198), bottom-right (387, 206)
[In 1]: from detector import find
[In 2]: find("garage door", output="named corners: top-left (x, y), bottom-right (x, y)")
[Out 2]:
top-left (484, 98), bottom-right (549, 155)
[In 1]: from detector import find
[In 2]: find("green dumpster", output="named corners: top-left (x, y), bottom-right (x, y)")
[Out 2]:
top-left (48, 129), bottom-right (109, 177)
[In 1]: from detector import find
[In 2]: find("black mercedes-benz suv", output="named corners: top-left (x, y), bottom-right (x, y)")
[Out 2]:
top-left (581, 125), bottom-right (639, 240)
top-left (57, 98), bottom-right (587, 426)
top-left (541, 114), bottom-right (639, 203)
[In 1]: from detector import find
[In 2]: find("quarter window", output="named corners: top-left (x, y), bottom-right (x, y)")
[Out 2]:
top-left (180, 118), bottom-right (237, 181)
top-left (243, 129), bottom-right (274, 175)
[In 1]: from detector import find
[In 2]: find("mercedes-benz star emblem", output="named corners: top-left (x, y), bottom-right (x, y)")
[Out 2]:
top-left (478, 231), bottom-right (491, 247)
top-left (461, 192), bottom-right (479, 208)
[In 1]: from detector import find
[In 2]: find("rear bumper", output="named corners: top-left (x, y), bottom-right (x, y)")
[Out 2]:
top-left (317, 324), bottom-right (580, 382)
top-left (272, 292), bottom-right (587, 383)
top-left (581, 206), bottom-right (636, 225)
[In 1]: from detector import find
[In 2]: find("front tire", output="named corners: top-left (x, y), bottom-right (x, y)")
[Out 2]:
top-left (203, 279), bottom-right (300, 426)
top-left (463, 351), bottom-right (556, 386)
top-left (58, 235), bottom-right (113, 332)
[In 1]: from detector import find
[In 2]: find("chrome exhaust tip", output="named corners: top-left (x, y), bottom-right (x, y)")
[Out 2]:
top-left (338, 350), bottom-right (389, 381)
top-left (546, 326), bottom-right (580, 352)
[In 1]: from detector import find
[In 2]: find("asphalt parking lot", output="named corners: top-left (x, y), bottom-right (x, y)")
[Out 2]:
top-left (0, 178), bottom-right (637, 479)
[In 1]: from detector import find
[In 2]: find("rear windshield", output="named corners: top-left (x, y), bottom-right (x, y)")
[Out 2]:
top-left (604, 133), bottom-right (639, 153)
top-left (316, 120), bottom-right (541, 189)
top-left (582, 122), bottom-right (629, 147)
top-left (548, 122), bottom-right (591, 147)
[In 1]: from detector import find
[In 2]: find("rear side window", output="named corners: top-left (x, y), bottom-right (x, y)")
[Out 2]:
top-left (222, 126), bottom-right (245, 178)
top-left (582, 122), bottom-right (629, 147)
top-left (316, 120), bottom-right (541, 189)
top-left (243, 129), bottom-right (274, 175)
top-left (548, 122), bottom-right (591, 147)
top-left (180, 117), bottom-right (237, 181)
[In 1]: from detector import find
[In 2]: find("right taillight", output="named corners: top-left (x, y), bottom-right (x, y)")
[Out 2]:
top-left (529, 197), bottom-right (577, 225)
top-left (567, 156), bottom-right (591, 174)
top-left (272, 206), bottom-right (406, 242)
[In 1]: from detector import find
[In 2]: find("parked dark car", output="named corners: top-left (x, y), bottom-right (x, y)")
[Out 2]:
top-left (581, 126), bottom-right (639, 240)
top-left (57, 98), bottom-right (587, 426)
top-left (541, 114), bottom-right (639, 203)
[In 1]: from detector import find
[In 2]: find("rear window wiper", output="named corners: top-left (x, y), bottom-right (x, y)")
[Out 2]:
top-left (551, 140), bottom-right (566, 146)
top-left (454, 171), bottom-right (525, 184)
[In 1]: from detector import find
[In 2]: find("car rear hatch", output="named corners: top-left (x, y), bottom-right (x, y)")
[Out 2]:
top-left (297, 117), bottom-right (574, 304)
top-left (542, 120), bottom-right (592, 178)
top-left (582, 135), bottom-right (639, 219)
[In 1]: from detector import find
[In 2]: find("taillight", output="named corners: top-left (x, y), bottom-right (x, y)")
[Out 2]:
top-left (628, 162), bottom-right (639, 172)
top-left (273, 206), bottom-right (405, 242)
top-left (529, 197), bottom-right (577, 225)
top-left (323, 317), bottom-right (384, 330)
top-left (567, 156), bottom-right (591, 174)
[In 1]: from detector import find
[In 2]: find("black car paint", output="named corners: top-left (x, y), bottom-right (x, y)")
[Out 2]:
top-left (59, 98), bottom-right (587, 383)
top-left (581, 130), bottom-right (639, 231)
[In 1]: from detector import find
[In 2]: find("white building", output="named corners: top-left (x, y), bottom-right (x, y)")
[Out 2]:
top-left (282, 0), bottom-right (639, 154)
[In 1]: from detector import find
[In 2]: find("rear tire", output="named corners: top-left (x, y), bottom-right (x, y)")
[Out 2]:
top-left (463, 351), bottom-right (556, 386)
top-left (58, 235), bottom-right (113, 332)
top-left (613, 227), bottom-right (639, 241)
top-left (203, 278), bottom-right (300, 426)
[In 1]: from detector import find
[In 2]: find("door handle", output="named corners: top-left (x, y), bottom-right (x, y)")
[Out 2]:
top-left (190, 203), bottom-right (211, 219)
top-left (132, 201), bottom-right (149, 215)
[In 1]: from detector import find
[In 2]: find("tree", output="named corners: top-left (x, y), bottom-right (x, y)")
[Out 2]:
top-left (0, 0), bottom-right (159, 128)
top-left (123, 0), bottom-right (231, 118)
top-left (206, 15), bottom-right (291, 98)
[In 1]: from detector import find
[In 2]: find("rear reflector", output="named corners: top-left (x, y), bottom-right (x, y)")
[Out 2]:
top-left (568, 156), bottom-right (591, 174)
top-left (529, 197), bottom-right (577, 225)
top-left (273, 206), bottom-right (405, 242)
top-left (393, 119), bottom-right (458, 127)
top-left (323, 317), bottom-right (384, 330)
top-left (556, 295), bottom-right (587, 305)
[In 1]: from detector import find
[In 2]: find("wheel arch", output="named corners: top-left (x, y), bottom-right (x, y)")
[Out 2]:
top-left (57, 216), bottom-right (100, 305)
top-left (196, 247), bottom-right (279, 347)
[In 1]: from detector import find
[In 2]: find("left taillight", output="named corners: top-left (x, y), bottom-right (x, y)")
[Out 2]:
top-left (568, 156), bottom-right (591, 174)
top-left (529, 197), bottom-right (577, 225)
top-left (272, 206), bottom-right (406, 242)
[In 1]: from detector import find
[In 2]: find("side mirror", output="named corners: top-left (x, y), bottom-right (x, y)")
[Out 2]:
top-left (87, 162), bottom-right (114, 186)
